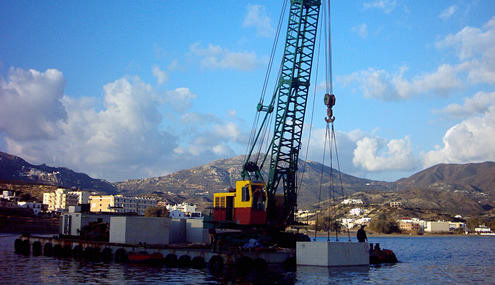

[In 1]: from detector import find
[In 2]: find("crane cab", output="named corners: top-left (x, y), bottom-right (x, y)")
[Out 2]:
top-left (213, 180), bottom-right (267, 225)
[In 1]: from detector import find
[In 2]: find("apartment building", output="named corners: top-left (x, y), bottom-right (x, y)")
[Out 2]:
top-left (89, 195), bottom-right (157, 215)
top-left (43, 188), bottom-right (91, 212)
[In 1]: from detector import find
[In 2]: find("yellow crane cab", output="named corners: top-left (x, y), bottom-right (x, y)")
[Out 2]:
top-left (213, 180), bottom-right (267, 225)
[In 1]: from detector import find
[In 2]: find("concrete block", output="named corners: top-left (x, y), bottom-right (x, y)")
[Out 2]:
top-left (296, 241), bottom-right (369, 266)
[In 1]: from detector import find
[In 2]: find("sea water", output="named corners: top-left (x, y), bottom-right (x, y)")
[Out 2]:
top-left (0, 234), bottom-right (493, 284)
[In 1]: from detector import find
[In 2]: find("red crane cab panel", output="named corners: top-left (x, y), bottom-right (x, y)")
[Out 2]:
top-left (213, 180), bottom-right (267, 225)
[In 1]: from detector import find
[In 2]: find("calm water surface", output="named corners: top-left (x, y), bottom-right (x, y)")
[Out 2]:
top-left (0, 234), bottom-right (494, 284)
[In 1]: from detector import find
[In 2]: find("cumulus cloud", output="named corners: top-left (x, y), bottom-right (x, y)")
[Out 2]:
top-left (1, 67), bottom-right (248, 182)
top-left (342, 17), bottom-right (495, 101)
top-left (425, 91), bottom-right (495, 167)
top-left (439, 5), bottom-right (458, 20)
top-left (175, 112), bottom-right (248, 158)
top-left (163, 87), bottom-right (197, 113)
top-left (353, 136), bottom-right (419, 172)
top-left (243, 4), bottom-right (275, 38)
top-left (423, 105), bottom-right (495, 167)
top-left (437, 17), bottom-right (495, 84)
top-left (305, 127), bottom-right (419, 178)
top-left (436, 91), bottom-right (495, 118)
top-left (0, 68), bottom-right (67, 140)
top-left (190, 42), bottom-right (261, 71)
top-left (342, 65), bottom-right (462, 101)
top-left (363, 0), bottom-right (397, 14)
top-left (4, 75), bottom-right (179, 180)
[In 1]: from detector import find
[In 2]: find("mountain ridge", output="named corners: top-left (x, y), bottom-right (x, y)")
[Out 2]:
top-left (1, 151), bottom-right (493, 217)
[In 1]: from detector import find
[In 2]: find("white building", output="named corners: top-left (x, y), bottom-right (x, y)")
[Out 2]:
top-left (425, 221), bottom-right (450, 233)
top-left (169, 209), bottom-right (186, 219)
top-left (89, 195), bottom-right (157, 216)
top-left (342, 199), bottom-right (363, 205)
top-left (449, 222), bottom-right (466, 230)
top-left (165, 203), bottom-right (201, 217)
top-left (17, 201), bottom-right (43, 215)
top-left (474, 225), bottom-right (492, 234)
top-left (350, 208), bottom-right (362, 216)
top-left (356, 217), bottom-right (371, 225)
top-left (341, 218), bottom-right (356, 229)
top-left (43, 188), bottom-right (91, 213)
top-left (2, 190), bottom-right (21, 203)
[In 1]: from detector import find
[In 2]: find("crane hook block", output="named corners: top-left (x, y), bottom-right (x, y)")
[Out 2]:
top-left (324, 93), bottom-right (336, 108)
top-left (324, 93), bottom-right (336, 123)
top-left (325, 108), bottom-right (335, 123)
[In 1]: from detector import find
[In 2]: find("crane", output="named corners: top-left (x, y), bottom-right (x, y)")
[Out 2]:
top-left (212, 0), bottom-right (324, 230)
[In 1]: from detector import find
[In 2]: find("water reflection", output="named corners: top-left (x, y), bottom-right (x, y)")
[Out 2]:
top-left (296, 265), bottom-right (369, 284)
top-left (2, 235), bottom-right (495, 284)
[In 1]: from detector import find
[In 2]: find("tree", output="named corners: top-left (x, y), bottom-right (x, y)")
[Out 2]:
top-left (20, 193), bottom-right (32, 202)
top-left (311, 216), bottom-right (342, 233)
top-left (369, 214), bottom-right (400, 234)
top-left (144, 206), bottom-right (169, 217)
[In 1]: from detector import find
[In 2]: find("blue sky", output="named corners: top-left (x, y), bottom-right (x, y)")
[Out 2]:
top-left (1, 0), bottom-right (494, 183)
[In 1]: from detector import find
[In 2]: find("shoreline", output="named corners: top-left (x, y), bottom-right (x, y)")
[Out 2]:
top-left (306, 231), bottom-right (475, 238)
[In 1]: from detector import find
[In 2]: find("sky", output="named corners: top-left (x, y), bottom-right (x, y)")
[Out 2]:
top-left (1, 0), bottom-right (495, 183)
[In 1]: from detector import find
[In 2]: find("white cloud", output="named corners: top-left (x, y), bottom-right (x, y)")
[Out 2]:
top-left (423, 104), bottom-right (495, 167)
top-left (0, 68), bottom-right (67, 140)
top-left (305, 128), bottom-right (419, 178)
top-left (363, 0), bottom-right (397, 14)
top-left (352, 23), bottom-right (368, 39)
top-left (1, 67), bottom-right (249, 182)
top-left (353, 136), bottom-right (419, 172)
top-left (436, 91), bottom-right (495, 118)
top-left (343, 17), bottom-right (495, 102)
top-left (4, 75), bottom-right (177, 180)
top-left (346, 65), bottom-right (462, 101)
top-left (243, 4), bottom-right (275, 38)
top-left (213, 121), bottom-right (244, 142)
top-left (437, 17), bottom-right (495, 84)
top-left (439, 5), bottom-right (458, 20)
top-left (152, 65), bottom-right (168, 85)
top-left (176, 111), bottom-right (248, 158)
top-left (190, 42), bottom-right (261, 71)
top-left (164, 87), bottom-right (197, 113)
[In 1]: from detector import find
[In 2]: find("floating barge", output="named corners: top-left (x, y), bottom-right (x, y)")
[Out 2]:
top-left (14, 234), bottom-right (295, 270)
top-left (13, 210), bottom-right (397, 269)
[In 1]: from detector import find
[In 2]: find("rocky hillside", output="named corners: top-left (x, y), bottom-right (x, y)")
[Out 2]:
top-left (1, 151), bottom-right (494, 217)
top-left (115, 156), bottom-right (394, 209)
top-left (0, 151), bottom-right (117, 194)
top-left (396, 161), bottom-right (495, 195)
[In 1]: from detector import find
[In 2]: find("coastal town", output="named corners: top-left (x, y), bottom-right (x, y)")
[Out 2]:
top-left (2, 188), bottom-right (493, 236)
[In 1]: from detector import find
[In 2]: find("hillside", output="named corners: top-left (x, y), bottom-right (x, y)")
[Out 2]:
top-left (115, 156), bottom-right (394, 210)
top-left (1, 151), bottom-right (494, 218)
top-left (0, 151), bottom-right (117, 194)
top-left (396, 161), bottom-right (495, 195)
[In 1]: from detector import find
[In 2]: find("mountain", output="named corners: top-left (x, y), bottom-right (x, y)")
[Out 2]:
top-left (396, 162), bottom-right (495, 195)
top-left (0, 151), bottom-right (117, 194)
top-left (1, 151), bottom-right (494, 217)
top-left (114, 156), bottom-right (394, 209)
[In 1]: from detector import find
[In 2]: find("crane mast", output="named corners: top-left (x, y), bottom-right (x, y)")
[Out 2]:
top-left (213, 0), bottom-right (322, 229)
top-left (243, 0), bottom-right (321, 226)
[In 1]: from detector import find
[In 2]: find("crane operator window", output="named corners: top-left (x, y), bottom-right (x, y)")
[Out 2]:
top-left (242, 186), bottom-right (250, 202)
top-left (252, 185), bottom-right (266, 210)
